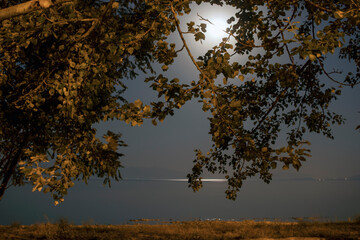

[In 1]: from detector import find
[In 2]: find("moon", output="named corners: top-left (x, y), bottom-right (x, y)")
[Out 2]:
top-left (193, 4), bottom-right (236, 46)
top-left (204, 16), bottom-right (231, 43)
top-left (179, 3), bottom-right (237, 54)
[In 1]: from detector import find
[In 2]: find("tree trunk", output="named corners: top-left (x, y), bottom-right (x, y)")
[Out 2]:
top-left (0, 137), bottom-right (28, 201)
top-left (0, 0), bottom-right (73, 21)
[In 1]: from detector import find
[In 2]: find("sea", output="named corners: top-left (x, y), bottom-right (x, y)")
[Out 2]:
top-left (0, 177), bottom-right (359, 225)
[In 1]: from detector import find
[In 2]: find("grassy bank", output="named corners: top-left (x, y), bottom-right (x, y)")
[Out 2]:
top-left (0, 219), bottom-right (359, 240)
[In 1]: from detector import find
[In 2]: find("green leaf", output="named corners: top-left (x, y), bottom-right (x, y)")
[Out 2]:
top-left (282, 165), bottom-right (289, 170)
top-left (127, 48), bottom-right (134, 54)
top-left (203, 91), bottom-right (212, 98)
top-left (143, 105), bottom-right (151, 113)
top-left (134, 99), bottom-right (142, 108)
top-left (152, 119), bottom-right (157, 126)
top-left (194, 32), bottom-right (205, 41)
top-left (162, 65), bottom-right (169, 71)
top-left (200, 23), bottom-right (207, 32)
top-left (334, 11), bottom-right (345, 19)
top-left (271, 162), bottom-right (277, 169)
top-left (309, 54), bottom-right (316, 61)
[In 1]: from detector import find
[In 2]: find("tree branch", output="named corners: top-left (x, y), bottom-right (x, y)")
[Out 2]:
top-left (303, 0), bottom-right (335, 13)
top-left (75, 0), bottom-right (115, 41)
top-left (0, 0), bottom-right (73, 21)
top-left (170, 3), bottom-right (220, 110)
top-left (170, 4), bottom-right (209, 83)
top-left (251, 60), bottom-right (311, 134)
top-left (267, 0), bottom-right (296, 65)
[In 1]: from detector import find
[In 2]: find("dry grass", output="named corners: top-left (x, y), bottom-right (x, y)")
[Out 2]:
top-left (0, 219), bottom-right (359, 240)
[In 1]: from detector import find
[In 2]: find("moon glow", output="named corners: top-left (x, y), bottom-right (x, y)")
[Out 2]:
top-left (205, 16), bottom-right (231, 43)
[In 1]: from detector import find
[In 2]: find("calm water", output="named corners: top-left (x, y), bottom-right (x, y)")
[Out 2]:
top-left (1, 179), bottom-right (359, 225)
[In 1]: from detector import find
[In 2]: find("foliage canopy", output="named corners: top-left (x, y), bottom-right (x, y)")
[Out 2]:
top-left (0, 0), bottom-right (359, 203)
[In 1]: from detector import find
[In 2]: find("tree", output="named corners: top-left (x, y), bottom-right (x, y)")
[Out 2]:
top-left (0, 0), bottom-right (359, 203)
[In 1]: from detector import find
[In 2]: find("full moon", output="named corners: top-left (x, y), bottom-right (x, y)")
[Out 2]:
top-left (178, 3), bottom-right (237, 54)
top-left (188, 3), bottom-right (237, 46)
top-left (205, 16), bottom-right (231, 43)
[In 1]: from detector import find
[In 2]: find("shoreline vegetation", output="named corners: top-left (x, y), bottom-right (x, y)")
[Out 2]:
top-left (1, 219), bottom-right (359, 240)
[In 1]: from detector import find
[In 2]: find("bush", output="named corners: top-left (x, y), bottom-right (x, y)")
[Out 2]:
top-left (55, 218), bottom-right (73, 240)
top-left (10, 221), bottom-right (21, 228)
top-left (353, 215), bottom-right (360, 223)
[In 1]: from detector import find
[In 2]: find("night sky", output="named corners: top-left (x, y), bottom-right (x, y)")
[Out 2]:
top-left (1, 3), bottom-right (360, 225)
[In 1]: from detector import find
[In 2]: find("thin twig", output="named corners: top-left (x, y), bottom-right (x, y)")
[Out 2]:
top-left (175, 44), bottom-right (185, 54)
top-left (317, 57), bottom-right (359, 86)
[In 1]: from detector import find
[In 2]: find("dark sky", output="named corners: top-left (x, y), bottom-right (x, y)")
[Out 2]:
top-left (1, 3), bottom-right (360, 225)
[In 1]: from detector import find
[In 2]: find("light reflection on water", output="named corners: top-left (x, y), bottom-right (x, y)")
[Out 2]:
top-left (123, 178), bottom-right (227, 182)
